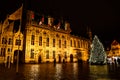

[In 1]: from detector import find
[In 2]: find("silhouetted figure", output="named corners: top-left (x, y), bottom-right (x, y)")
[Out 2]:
top-left (54, 58), bottom-right (56, 63)
top-left (117, 58), bottom-right (120, 64)
top-left (114, 59), bottom-right (117, 64)
top-left (63, 59), bottom-right (65, 63)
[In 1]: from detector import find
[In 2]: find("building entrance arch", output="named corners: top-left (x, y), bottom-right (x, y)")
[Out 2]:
top-left (38, 55), bottom-right (42, 63)
top-left (58, 54), bottom-right (61, 63)
top-left (70, 54), bottom-right (73, 62)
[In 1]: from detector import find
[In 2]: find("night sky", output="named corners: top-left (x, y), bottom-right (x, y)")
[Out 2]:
top-left (0, 0), bottom-right (120, 48)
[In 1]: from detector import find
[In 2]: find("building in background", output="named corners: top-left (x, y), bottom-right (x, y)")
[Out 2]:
top-left (0, 6), bottom-right (90, 64)
top-left (107, 40), bottom-right (120, 63)
top-left (108, 40), bottom-right (120, 57)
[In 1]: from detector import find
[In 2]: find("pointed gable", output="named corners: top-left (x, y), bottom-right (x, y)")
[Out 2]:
top-left (8, 5), bottom-right (23, 20)
top-left (111, 40), bottom-right (119, 45)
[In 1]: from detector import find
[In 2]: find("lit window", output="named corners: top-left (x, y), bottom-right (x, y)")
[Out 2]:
top-left (15, 39), bottom-right (21, 46)
top-left (39, 36), bottom-right (42, 46)
top-left (0, 48), bottom-right (5, 56)
top-left (8, 38), bottom-right (12, 45)
top-left (2, 37), bottom-right (7, 44)
top-left (53, 51), bottom-right (55, 59)
top-left (53, 39), bottom-right (55, 47)
top-left (8, 48), bottom-right (11, 52)
top-left (70, 40), bottom-right (72, 47)
top-left (46, 38), bottom-right (49, 47)
top-left (74, 40), bottom-right (76, 47)
top-left (3, 48), bottom-right (5, 56)
top-left (31, 35), bottom-right (35, 45)
top-left (46, 50), bottom-right (49, 59)
top-left (64, 52), bottom-right (67, 59)
top-left (64, 40), bottom-right (66, 48)
top-left (59, 40), bottom-right (61, 48)
top-left (78, 41), bottom-right (80, 48)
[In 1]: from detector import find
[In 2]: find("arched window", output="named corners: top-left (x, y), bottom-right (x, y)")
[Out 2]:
top-left (64, 40), bottom-right (67, 48)
top-left (46, 50), bottom-right (49, 59)
top-left (53, 39), bottom-right (55, 47)
top-left (70, 40), bottom-right (72, 47)
top-left (2, 37), bottom-right (6, 44)
top-left (15, 39), bottom-right (21, 46)
top-left (46, 37), bottom-right (49, 47)
top-left (8, 38), bottom-right (12, 45)
top-left (53, 51), bottom-right (55, 59)
top-left (31, 35), bottom-right (35, 45)
top-left (78, 41), bottom-right (80, 48)
top-left (59, 40), bottom-right (61, 48)
top-left (39, 36), bottom-right (42, 46)
top-left (74, 40), bottom-right (76, 47)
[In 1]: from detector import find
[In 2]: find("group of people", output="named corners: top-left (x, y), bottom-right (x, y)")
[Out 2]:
top-left (107, 57), bottom-right (120, 64)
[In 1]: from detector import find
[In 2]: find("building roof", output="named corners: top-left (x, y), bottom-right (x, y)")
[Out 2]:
top-left (111, 40), bottom-right (119, 45)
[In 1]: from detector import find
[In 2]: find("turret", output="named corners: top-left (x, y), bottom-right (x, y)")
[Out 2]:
top-left (64, 21), bottom-right (71, 33)
top-left (48, 16), bottom-right (54, 27)
top-left (87, 27), bottom-right (92, 43)
top-left (26, 10), bottom-right (34, 25)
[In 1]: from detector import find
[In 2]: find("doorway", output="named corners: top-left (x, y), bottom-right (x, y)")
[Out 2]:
top-left (58, 54), bottom-right (61, 63)
top-left (38, 55), bottom-right (42, 63)
top-left (70, 54), bottom-right (73, 62)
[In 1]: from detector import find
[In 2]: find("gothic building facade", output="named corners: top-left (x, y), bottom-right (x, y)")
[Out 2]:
top-left (0, 7), bottom-right (90, 64)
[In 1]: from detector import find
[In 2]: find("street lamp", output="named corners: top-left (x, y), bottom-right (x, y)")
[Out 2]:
top-left (16, 34), bottom-right (20, 73)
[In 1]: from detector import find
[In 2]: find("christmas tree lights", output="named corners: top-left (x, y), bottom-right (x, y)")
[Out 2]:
top-left (89, 35), bottom-right (107, 64)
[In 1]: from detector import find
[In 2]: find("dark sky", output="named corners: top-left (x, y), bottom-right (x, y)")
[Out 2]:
top-left (0, 0), bottom-right (120, 48)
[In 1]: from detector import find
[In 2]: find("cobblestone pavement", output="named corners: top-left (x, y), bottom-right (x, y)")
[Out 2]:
top-left (0, 63), bottom-right (120, 80)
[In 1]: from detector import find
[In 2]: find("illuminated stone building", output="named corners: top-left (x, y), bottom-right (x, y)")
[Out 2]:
top-left (0, 6), bottom-right (90, 64)
top-left (108, 40), bottom-right (120, 58)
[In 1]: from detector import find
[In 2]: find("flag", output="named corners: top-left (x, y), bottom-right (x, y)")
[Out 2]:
top-left (8, 5), bottom-right (23, 20)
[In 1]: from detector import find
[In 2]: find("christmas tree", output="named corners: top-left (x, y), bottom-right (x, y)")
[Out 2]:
top-left (89, 35), bottom-right (107, 64)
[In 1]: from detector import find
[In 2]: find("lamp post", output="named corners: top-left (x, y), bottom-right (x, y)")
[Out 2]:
top-left (4, 37), bottom-right (7, 68)
top-left (16, 50), bottom-right (19, 73)
top-left (8, 55), bottom-right (11, 68)
top-left (16, 34), bottom-right (20, 73)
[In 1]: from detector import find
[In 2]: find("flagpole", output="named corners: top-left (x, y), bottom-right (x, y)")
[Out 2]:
top-left (16, 4), bottom-right (23, 73)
